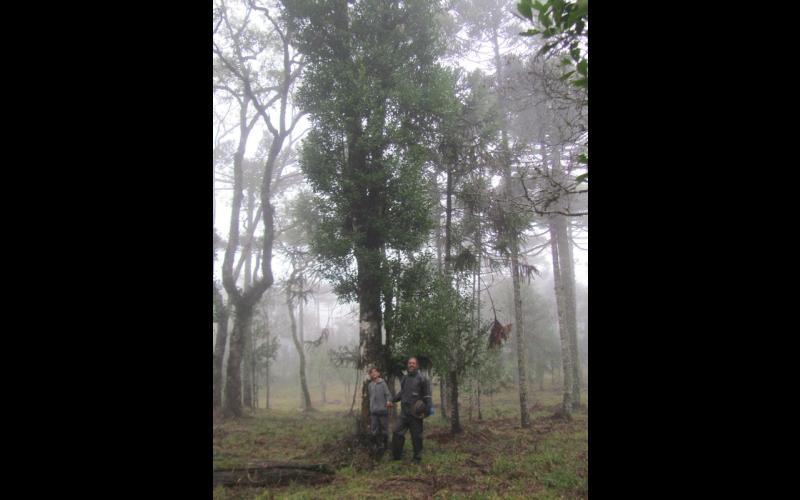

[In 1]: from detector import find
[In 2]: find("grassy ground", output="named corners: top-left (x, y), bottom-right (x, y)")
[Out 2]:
top-left (213, 382), bottom-right (587, 499)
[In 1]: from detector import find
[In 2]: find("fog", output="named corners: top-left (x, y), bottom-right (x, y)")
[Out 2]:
top-left (213, 0), bottom-right (587, 495)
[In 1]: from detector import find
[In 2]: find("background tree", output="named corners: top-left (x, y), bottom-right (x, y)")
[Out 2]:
top-left (214, 0), bottom-right (305, 418)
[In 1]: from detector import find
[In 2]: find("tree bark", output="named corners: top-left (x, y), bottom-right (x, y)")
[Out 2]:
top-left (213, 283), bottom-right (230, 410)
top-left (560, 218), bottom-right (581, 408)
top-left (242, 322), bottom-right (254, 409)
top-left (223, 302), bottom-right (253, 418)
top-left (492, 27), bottom-right (531, 429)
top-left (439, 377), bottom-right (449, 420)
top-left (349, 368), bottom-right (359, 416)
top-left (355, 244), bottom-right (383, 433)
top-left (476, 381), bottom-right (482, 420)
top-left (242, 189), bottom-right (255, 409)
top-left (449, 371), bottom-right (462, 434)
top-left (287, 292), bottom-right (312, 411)
top-left (549, 217), bottom-right (573, 413)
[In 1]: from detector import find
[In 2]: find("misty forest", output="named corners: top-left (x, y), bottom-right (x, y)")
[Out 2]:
top-left (213, 0), bottom-right (587, 498)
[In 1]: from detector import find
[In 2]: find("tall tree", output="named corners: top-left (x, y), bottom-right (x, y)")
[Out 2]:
top-left (282, 0), bottom-right (449, 434)
top-left (214, 0), bottom-right (305, 418)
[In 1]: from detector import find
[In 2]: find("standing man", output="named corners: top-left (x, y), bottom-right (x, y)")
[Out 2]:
top-left (367, 367), bottom-right (392, 458)
top-left (389, 357), bottom-right (432, 464)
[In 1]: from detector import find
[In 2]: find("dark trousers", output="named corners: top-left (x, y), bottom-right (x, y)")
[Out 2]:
top-left (392, 410), bottom-right (423, 459)
top-left (371, 413), bottom-right (389, 452)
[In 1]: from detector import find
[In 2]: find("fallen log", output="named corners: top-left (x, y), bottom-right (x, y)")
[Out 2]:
top-left (213, 462), bottom-right (335, 487)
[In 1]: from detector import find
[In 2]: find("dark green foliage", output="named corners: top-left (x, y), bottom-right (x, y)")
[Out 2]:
top-left (390, 255), bottom-right (484, 380)
top-left (281, 0), bottom-right (451, 301)
top-left (517, 0), bottom-right (588, 89)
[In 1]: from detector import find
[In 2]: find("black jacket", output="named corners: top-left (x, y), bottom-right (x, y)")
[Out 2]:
top-left (392, 371), bottom-right (432, 413)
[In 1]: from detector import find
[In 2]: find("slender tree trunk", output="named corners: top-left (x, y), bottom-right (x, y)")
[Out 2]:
top-left (449, 371), bottom-right (462, 434)
top-left (509, 248), bottom-right (532, 427)
top-left (242, 191), bottom-right (255, 409)
top-left (213, 283), bottom-right (229, 410)
top-left (265, 345), bottom-right (271, 410)
top-left (559, 218), bottom-right (581, 408)
top-left (252, 323), bottom-right (259, 409)
top-left (320, 369), bottom-right (327, 404)
top-left (439, 377), bottom-right (449, 420)
top-left (468, 383), bottom-right (474, 422)
top-left (476, 381), bottom-right (482, 420)
top-left (349, 368), bottom-right (359, 416)
top-left (287, 292), bottom-right (312, 411)
top-left (492, 28), bottom-right (530, 428)
top-left (549, 218), bottom-right (573, 412)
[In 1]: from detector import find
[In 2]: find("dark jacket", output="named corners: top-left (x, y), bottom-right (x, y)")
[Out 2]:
top-left (392, 371), bottom-right (432, 414)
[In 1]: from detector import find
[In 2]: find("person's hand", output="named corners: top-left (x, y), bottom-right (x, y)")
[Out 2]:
top-left (386, 401), bottom-right (394, 408)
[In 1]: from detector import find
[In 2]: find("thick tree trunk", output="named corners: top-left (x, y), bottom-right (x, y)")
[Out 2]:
top-left (549, 219), bottom-right (573, 413)
top-left (355, 245), bottom-right (383, 434)
top-left (287, 295), bottom-right (312, 411)
top-left (242, 321), bottom-right (254, 409)
top-left (213, 283), bottom-right (229, 410)
top-left (223, 302), bottom-right (254, 418)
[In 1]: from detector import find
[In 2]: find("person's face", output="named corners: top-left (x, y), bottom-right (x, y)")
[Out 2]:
top-left (407, 358), bottom-right (418, 373)
top-left (370, 369), bottom-right (380, 381)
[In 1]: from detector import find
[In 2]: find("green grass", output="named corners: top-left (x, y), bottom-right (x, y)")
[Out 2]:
top-left (214, 382), bottom-right (587, 499)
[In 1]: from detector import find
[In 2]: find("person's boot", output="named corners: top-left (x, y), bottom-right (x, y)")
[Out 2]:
top-left (412, 454), bottom-right (422, 464)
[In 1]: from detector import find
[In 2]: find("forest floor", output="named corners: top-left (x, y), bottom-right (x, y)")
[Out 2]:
top-left (213, 384), bottom-right (588, 499)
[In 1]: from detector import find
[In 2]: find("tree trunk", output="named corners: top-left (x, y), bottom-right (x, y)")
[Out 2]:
top-left (468, 383), bottom-right (474, 422)
top-left (252, 323), bottom-right (259, 409)
top-left (265, 350), bottom-right (271, 410)
top-left (549, 218), bottom-right (573, 413)
top-left (476, 381), bottom-right (482, 420)
top-left (558, 217), bottom-right (581, 409)
top-left (509, 247), bottom-right (532, 427)
top-left (223, 302), bottom-right (254, 418)
top-left (320, 369), bottom-right (327, 404)
top-left (242, 190), bottom-right (254, 409)
top-left (288, 294), bottom-right (312, 411)
top-left (355, 245), bottom-right (383, 434)
top-left (213, 283), bottom-right (229, 410)
top-left (349, 368), bottom-right (359, 416)
top-left (492, 27), bottom-right (530, 429)
top-left (439, 377), bottom-right (449, 420)
top-left (449, 371), bottom-right (462, 434)
top-left (242, 321), bottom-right (254, 409)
